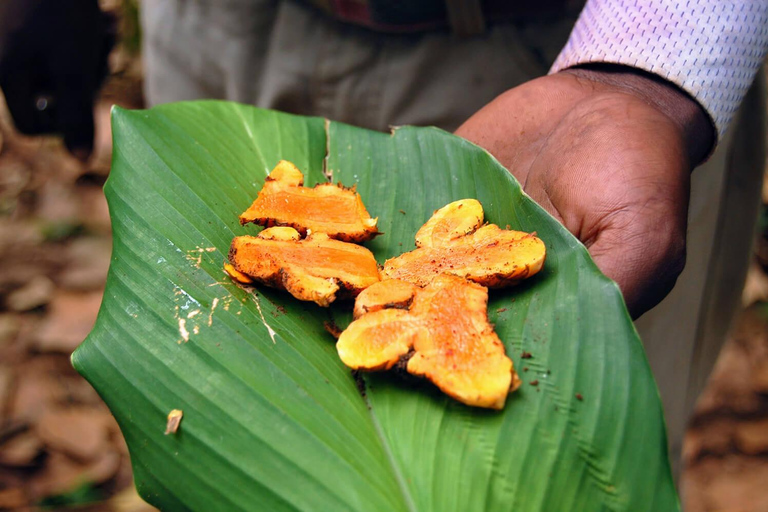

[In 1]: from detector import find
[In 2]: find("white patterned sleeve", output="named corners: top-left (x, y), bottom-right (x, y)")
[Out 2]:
top-left (550, 0), bottom-right (768, 141)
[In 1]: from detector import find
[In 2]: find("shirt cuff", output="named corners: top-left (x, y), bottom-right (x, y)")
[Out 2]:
top-left (550, 0), bottom-right (768, 144)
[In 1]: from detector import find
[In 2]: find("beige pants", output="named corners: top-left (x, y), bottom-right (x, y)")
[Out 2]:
top-left (142, 0), bottom-right (767, 476)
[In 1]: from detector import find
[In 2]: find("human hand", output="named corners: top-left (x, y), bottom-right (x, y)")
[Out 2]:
top-left (456, 66), bottom-right (714, 318)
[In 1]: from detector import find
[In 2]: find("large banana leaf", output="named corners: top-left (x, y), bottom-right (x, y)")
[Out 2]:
top-left (73, 102), bottom-right (679, 511)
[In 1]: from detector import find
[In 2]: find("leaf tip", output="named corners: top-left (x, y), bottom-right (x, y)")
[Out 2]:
top-left (110, 104), bottom-right (126, 118)
top-left (70, 339), bottom-right (90, 375)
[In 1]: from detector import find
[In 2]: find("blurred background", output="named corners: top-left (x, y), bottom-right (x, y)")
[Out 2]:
top-left (0, 1), bottom-right (767, 510)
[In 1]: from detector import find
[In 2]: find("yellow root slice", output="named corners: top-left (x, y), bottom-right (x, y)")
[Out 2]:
top-left (229, 227), bottom-right (380, 307)
top-left (415, 199), bottom-right (484, 248)
top-left (256, 226), bottom-right (301, 241)
top-left (239, 160), bottom-right (379, 242)
top-left (353, 279), bottom-right (419, 319)
top-left (338, 275), bottom-right (520, 409)
top-left (224, 263), bottom-right (253, 284)
top-left (383, 200), bottom-right (546, 288)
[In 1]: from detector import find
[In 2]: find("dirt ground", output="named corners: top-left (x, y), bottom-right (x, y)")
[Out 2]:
top-left (0, 36), bottom-right (767, 512)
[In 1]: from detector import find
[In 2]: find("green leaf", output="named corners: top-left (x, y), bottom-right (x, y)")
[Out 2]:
top-left (73, 102), bottom-right (679, 511)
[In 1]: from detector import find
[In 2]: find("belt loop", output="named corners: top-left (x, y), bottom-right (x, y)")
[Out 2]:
top-left (445, 0), bottom-right (486, 36)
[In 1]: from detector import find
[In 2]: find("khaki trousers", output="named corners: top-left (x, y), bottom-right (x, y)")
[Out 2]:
top-left (142, 0), bottom-right (767, 477)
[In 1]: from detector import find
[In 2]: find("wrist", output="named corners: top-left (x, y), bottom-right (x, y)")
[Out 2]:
top-left (559, 64), bottom-right (715, 166)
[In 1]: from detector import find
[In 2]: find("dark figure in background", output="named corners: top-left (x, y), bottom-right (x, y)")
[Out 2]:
top-left (0, 0), bottom-right (114, 160)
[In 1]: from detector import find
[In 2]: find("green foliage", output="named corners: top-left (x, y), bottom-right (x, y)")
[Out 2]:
top-left (73, 102), bottom-right (679, 511)
top-left (39, 482), bottom-right (103, 509)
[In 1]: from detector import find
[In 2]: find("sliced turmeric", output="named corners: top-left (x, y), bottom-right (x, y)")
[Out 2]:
top-left (414, 198), bottom-right (484, 248)
top-left (337, 275), bottom-right (521, 409)
top-left (229, 227), bottom-right (380, 307)
top-left (352, 279), bottom-right (419, 319)
top-left (239, 160), bottom-right (379, 242)
top-left (383, 199), bottom-right (546, 288)
top-left (223, 263), bottom-right (253, 284)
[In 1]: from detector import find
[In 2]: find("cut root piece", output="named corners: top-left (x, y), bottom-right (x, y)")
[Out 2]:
top-left (415, 199), bottom-right (484, 248)
top-left (239, 160), bottom-right (379, 242)
top-left (229, 227), bottom-right (380, 307)
top-left (338, 308), bottom-right (421, 371)
top-left (383, 200), bottom-right (546, 288)
top-left (224, 263), bottom-right (253, 284)
top-left (353, 279), bottom-right (419, 319)
top-left (337, 275), bottom-right (520, 409)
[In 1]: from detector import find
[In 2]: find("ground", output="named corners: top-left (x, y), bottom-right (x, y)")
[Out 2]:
top-left (0, 40), bottom-right (766, 512)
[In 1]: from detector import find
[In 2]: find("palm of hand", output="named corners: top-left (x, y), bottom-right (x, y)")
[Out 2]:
top-left (457, 72), bottom-right (695, 317)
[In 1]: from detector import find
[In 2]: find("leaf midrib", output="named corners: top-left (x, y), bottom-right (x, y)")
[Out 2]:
top-left (362, 380), bottom-right (419, 512)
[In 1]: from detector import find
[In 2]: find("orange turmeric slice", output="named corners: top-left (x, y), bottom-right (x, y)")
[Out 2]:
top-left (228, 227), bottom-right (380, 306)
top-left (414, 199), bottom-right (484, 248)
top-left (337, 275), bottom-right (521, 409)
top-left (383, 199), bottom-right (546, 288)
top-left (352, 279), bottom-right (419, 319)
top-left (239, 160), bottom-right (379, 242)
top-left (223, 263), bottom-right (253, 284)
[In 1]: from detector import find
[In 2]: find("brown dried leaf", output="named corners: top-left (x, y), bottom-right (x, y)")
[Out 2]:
top-left (35, 407), bottom-right (111, 462)
top-left (0, 431), bottom-right (44, 467)
top-left (34, 291), bottom-right (103, 353)
top-left (5, 276), bottom-right (54, 311)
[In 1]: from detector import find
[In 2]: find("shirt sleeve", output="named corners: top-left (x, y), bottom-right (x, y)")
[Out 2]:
top-left (550, 0), bottom-right (768, 142)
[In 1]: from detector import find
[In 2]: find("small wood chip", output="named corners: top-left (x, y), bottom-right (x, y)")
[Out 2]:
top-left (165, 409), bottom-right (183, 435)
top-left (521, 351), bottom-right (532, 359)
top-left (323, 320), bottom-right (343, 339)
top-left (529, 380), bottom-right (539, 386)
top-left (496, 307), bottom-right (507, 313)
top-left (575, 393), bottom-right (583, 401)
